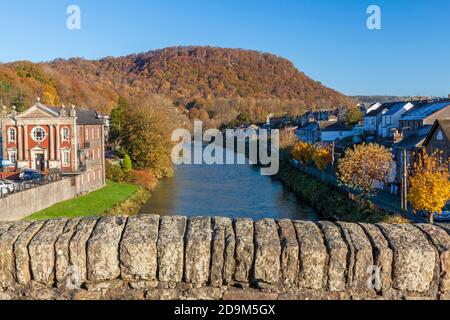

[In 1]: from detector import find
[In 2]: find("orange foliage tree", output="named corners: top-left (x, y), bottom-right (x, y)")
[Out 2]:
top-left (337, 143), bottom-right (393, 196)
top-left (312, 146), bottom-right (333, 171)
top-left (408, 150), bottom-right (450, 224)
top-left (291, 141), bottom-right (314, 166)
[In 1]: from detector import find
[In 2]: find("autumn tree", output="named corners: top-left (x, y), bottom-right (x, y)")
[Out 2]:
top-left (345, 106), bottom-right (363, 125)
top-left (408, 150), bottom-right (450, 224)
top-left (312, 146), bottom-right (333, 171)
top-left (337, 143), bottom-right (393, 196)
top-left (41, 80), bottom-right (60, 106)
top-left (291, 141), bottom-right (314, 167)
top-left (121, 96), bottom-right (175, 179)
top-left (109, 96), bottom-right (128, 148)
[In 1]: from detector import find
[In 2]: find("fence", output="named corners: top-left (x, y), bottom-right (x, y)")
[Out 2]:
top-left (0, 174), bottom-right (62, 199)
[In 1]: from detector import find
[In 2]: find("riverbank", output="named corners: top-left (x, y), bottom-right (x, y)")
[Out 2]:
top-left (24, 180), bottom-right (149, 221)
top-left (276, 157), bottom-right (409, 223)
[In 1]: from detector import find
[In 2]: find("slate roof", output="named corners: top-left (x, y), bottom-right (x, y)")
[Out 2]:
top-left (401, 101), bottom-right (450, 121)
top-left (365, 102), bottom-right (399, 117)
top-left (384, 102), bottom-right (410, 116)
top-left (394, 125), bottom-right (432, 149)
top-left (321, 122), bottom-right (353, 132)
top-left (47, 106), bottom-right (104, 125)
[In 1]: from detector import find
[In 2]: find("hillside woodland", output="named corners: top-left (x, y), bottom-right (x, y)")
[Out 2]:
top-left (0, 46), bottom-right (354, 126)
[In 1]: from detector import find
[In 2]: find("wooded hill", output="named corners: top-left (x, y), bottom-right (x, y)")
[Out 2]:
top-left (0, 46), bottom-right (354, 117)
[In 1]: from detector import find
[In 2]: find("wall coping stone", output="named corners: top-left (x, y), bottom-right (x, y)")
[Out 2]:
top-left (0, 215), bottom-right (448, 300)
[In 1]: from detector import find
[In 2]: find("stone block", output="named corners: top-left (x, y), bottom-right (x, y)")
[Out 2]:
top-left (120, 215), bottom-right (159, 281)
top-left (254, 219), bottom-right (281, 285)
top-left (55, 218), bottom-right (81, 287)
top-left (318, 221), bottom-right (348, 292)
top-left (359, 223), bottom-right (393, 292)
top-left (377, 223), bottom-right (436, 293)
top-left (210, 217), bottom-right (235, 286)
top-left (14, 221), bottom-right (45, 286)
top-left (337, 222), bottom-right (374, 291)
top-left (416, 224), bottom-right (450, 293)
top-left (185, 217), bottom-right (212, 285)
top-left (28, 219), bottom-right (67, 286)
top-left (68, 217), bottom-right (98, 285)
top-left (0, 222), bottom-right (30, 288)
top-left (234, 218), bottom-right (254, 283)
top-left (87, 216), bottom-right (127, 282)
top-left (294, 221), bottom-right (327, 290)
top-left (222, 287), bottom-right (278, 300)
top-left (278, 219), bottom-right (299, 289)
top-left (157, 216), bottom-right (187, 282)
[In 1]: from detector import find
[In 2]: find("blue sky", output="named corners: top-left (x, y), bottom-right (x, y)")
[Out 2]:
top-left (0, 0), bottom-right (449, 97)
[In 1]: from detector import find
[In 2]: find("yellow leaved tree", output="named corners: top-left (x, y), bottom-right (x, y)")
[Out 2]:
top-left (337, 143), bottom-right (393, 197)
top-left (312, 145), bottom-right (333, 172)
top-left (291, 141), bottom-right (314, 166)
top-left (408, 150), bottom-right (450, 224)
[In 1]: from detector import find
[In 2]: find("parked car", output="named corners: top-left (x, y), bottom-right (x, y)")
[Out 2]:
top-left (419, 209), bottom-right (450, 222)
top-left (0, 179), bottom-right (16, 195)
top-left (19, 169), bottom-right (45, 181)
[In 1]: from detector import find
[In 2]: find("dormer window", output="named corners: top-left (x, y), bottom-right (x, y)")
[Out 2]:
top-left (31, 127), bottom-right (46, 142)
top-left (8, 128), bottom-right (16, 143)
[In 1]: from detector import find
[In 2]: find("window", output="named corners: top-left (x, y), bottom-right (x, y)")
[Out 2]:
top-left (97, 128), bottom-right (100, 139)
top-left (85, 128), bottom-right (89, 140)
top-left (97, 148), bottom-right (100, 159)
top-left (8, 128), bottom-right (16, 143)
top-left (61, 127), bottom-right (70, 141)
top-left (437, 130), bottom-right (444, 141)
top-left (31, 127), bottom-right (46, 142)
top-left (9, 151), bottom-right (17, 164)
top-left (91, 128), bottom-right (94, 140)
top-left (62, 150), bottom-right (70, 165)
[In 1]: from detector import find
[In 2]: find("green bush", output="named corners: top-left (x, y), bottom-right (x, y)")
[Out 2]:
top-left (122, 154), bottom-right (132, 173)
top-left (106, 161), bottom-right (126, 183)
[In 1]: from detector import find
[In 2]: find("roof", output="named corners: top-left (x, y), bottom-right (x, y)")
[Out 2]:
top-left (401, 101), bottom-right (450, 121)
top-left (76, 110), bottom-right (105, 125)
top-left (321, 122), bottom-right (353, 132)
top-left (394, 125), bottom-right (432, 150)
top-left (365, 102), bottom-right (399, 117)
top-left (299, 122), bottom-right (319, 131)
top-left (383, 102), bottom-right (411, 116)
top-left (47, 106), bottom-right (103, 125)
top-left (318, 120), bottom-right (338, 130)
top-left (423, 119), bottom-right (450, 146)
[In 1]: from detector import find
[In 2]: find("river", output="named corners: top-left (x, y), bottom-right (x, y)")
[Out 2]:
top-left (139, 146), bottom-right (319, 220)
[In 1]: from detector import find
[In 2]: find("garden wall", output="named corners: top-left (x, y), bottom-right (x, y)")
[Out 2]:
top-left (0, 215), bottom-right (449, 300)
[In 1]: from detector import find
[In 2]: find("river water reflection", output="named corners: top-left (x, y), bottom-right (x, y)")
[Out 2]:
top-left (139, 148), bottom-right (319, 220)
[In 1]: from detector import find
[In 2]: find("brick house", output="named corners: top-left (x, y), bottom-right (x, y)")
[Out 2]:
top-left (422, 119), bottom-right (450, 160)
top-left (0, 99), bottom-right (105, 190)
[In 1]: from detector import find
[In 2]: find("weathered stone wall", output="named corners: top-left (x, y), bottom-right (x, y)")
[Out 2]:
top-left (0, 175), bottom-right (104, 221)
top-left (0, 215), bottom-right (449, 300)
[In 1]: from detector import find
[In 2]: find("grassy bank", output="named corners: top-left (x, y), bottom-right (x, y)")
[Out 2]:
top-left (276, 158), bottom-right (408, 224)
top-left (25, 180), bottom-right (149, 221)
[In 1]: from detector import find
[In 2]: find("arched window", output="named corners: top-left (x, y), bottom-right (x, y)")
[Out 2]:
top-left (61, 127), bottom-right (70, 141)
top-left (31, 127), bottom-right (46, 142)
top-left (8, 128), bottom-right (16, 143)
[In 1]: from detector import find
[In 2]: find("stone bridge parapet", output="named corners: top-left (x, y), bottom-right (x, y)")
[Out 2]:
top-left (0, 215), bottom-right (449, 300)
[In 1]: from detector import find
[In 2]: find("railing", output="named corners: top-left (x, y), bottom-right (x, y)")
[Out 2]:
top-left (0, 173), bottom-right (63, 199)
